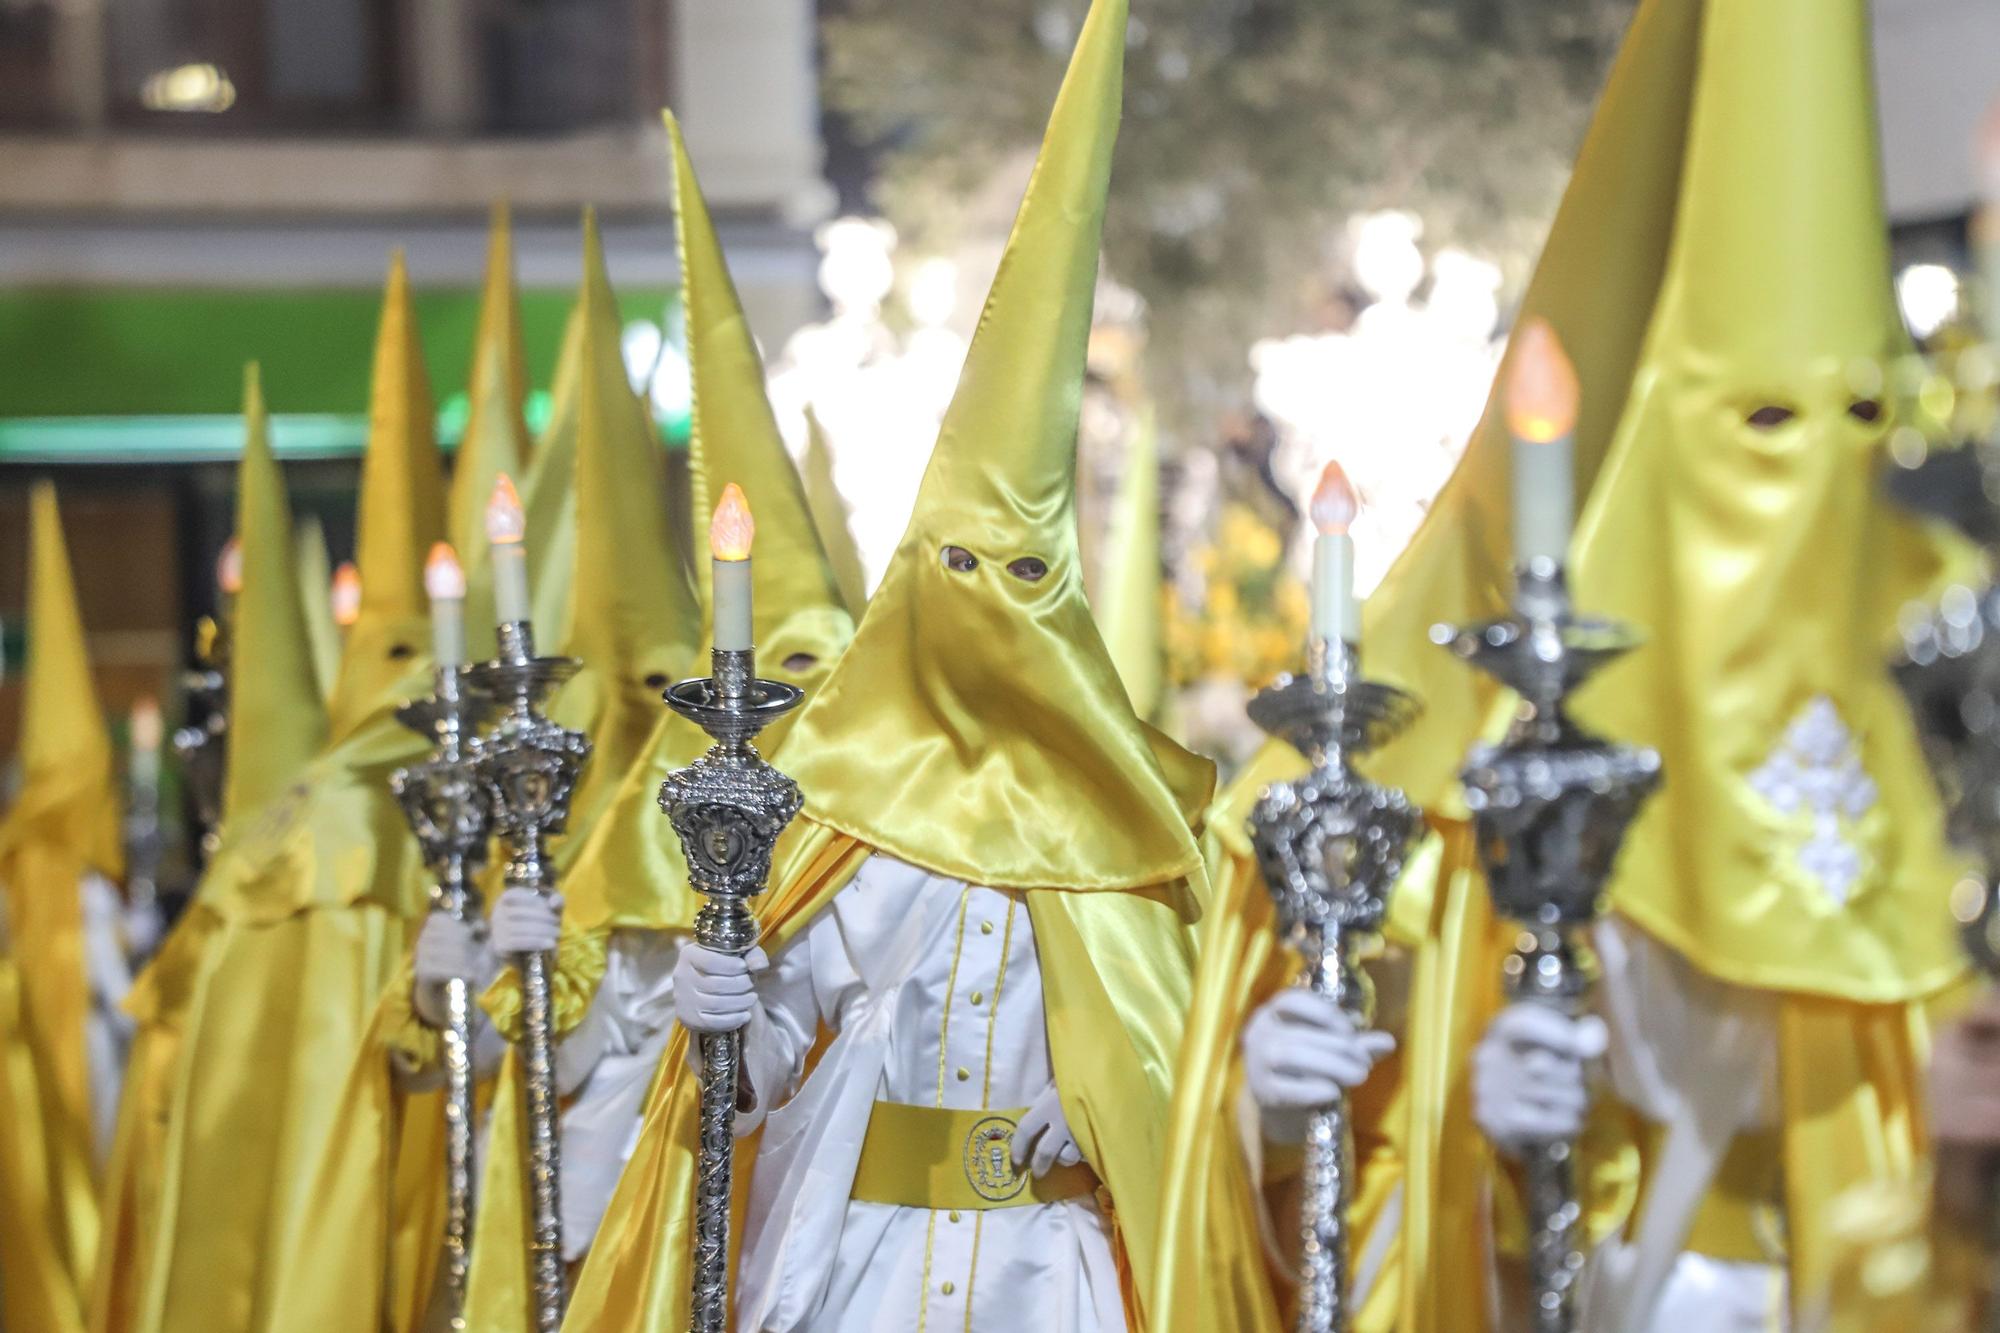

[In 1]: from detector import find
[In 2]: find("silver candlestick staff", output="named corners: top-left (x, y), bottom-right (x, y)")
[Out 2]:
top-left (1436, 558), bottom-right (1661, 1333)
top-left (466, 621), bottom-right (589, 1333)
top-left (390, 665), bottom-right (495, 1331)
top-left (173, 616), bottom-right (229, 863)
top-left (657, 646), bottom-right (804, 1333)
top-left (1247, 635), bottom-right (1423, 1333)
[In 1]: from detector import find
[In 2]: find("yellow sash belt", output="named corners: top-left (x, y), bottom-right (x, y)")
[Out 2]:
top-left (851, 1102), bottom-right (1100, 1212)
top-left (1630, 1113), bottom-right (1786, 1266)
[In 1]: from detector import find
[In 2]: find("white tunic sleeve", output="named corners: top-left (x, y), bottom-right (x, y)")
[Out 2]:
top-left (558, 927), bottom-right (687, 1260)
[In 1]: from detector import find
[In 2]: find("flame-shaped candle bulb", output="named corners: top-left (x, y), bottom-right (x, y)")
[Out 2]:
top-left (331, 561), bottom-right (363, 628)
top-left (710, 482), bottom-right (756, 652)
top-left (486, 472), bottom-right (531, 627)
top-left (1505, 318), bottom-right (1581, 569)
top-left (1309, 460), bottom-right (1359, 648)
top-left (425, 542), bottom-right (468, 670)
top-left (216, 536), bottom-right (244, 598)
top-left (131, 695), bottom-right (163, 788)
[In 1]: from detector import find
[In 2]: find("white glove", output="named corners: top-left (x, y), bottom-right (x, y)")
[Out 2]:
top-left (671, 943), bottom-right (770, 1034)
top-left (1473, 1001), bottom-right (1607, 1156)
top-left (1243, 988), bottom-right (1397, 1144)
top-left (411, 911), bottom-right (499, 1028)
top-left (1012, 1081), bottom-right (1084, 1176)
top-left (490, 888), bottom-right (563, 956)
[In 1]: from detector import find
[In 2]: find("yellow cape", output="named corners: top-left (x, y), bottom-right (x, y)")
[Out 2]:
top-left (558, 6), bottom-right (1228, 1329)
top-left (0, 483), bottom-right (122, 1333)
top-left (137, 260), bottom-right (444, 1333)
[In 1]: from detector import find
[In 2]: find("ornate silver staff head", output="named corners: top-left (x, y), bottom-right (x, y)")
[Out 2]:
top-left (1434, 559), bottom-right (1662, 987)
top-left (467, 622), bottom-right (590, 867)
top-left (1247, 638), bottom-right (1424, 1012)
top-left (391, 668), bottom-right (496, 913)
top-left (657, 648), bottom-right (805, 956)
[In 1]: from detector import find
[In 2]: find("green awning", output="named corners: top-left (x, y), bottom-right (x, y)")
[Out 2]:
top-left (0, 285), bottom-right (688, 458)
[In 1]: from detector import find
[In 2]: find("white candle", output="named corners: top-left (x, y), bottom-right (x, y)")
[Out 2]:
top-left (1505, 318), bottom-right (1581, 569)
top-left (425, 542), bottom-right (467, 669)
top-left (709, 482), bottom-right (756, 652)
top-left (486, 472), bottom-right (531, 626)
top-left (331, 562), bottom-right (363, 629)
top-left (1308, 461), bottom-right (1358, 646)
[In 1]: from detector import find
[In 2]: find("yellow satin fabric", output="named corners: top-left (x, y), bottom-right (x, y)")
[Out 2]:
top-left (326, 253), bottom-right (449, 744)
top-left (195, 701), bottom-right (433, 925)
top-left (800, 407), bottom-right (869, 619)
top-left (550, 209), bottom-right (702, 835)
top-left (223, 366), bottom-right (329, 824)
top-left (1778, 996), bottom-right (1933, 1315)
top-left (258, 963), bottom-right (454, 1333)
top-left (559, 122), bottom-right (858, 936)
top-left (0, 484), bottom-right (123, 1327)
top-left (87, 908), bottom-right (218, 1333)
top-left (137, 902), bottom-right (417, 1333)
top-left (0, 942), bottom-right (89, 1333)
top-left (775, 0), bottom-right (1206, 896)
top-left (93, 397), bottom-right (327, 1332)
top-left (1809, 1173), bottom-right (1982, 1332)
top-left (451, 205), bottom-right (531, 661)
top-left (1567, 0), bottom-right (1966, 1002)
top-left (522, 257), bottom-right (585, 646)
top-left (1359, 0), bottom-right (1705, 816)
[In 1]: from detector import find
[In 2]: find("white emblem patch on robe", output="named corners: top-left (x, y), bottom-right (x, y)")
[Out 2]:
top-left (1747, 696), bottom-right (1878, 905)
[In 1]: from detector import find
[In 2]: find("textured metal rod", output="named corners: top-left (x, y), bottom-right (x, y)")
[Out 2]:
top-left (691, 1024), bottom-right (742, 1332)
top-left (657, 645), bottom-right (805, 1333)
top-left (1295, 927), bottom-right (1352, 1333)
top-left (439, 972), bottom-right (475, 1330)
top-left (690, 890), bottom-right (759, 1332)
top-left (1508, 929), bottom-right (1587, 1333)
top-left (518, 943), bottom-right (565, 1331)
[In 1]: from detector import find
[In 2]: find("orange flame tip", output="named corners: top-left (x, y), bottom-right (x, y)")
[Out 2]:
top-left (425, 542), bottom-right (467, 599)
top-left (1310, 461), bottom-right (1358, 535)
top-left (709, 482), bottom-right (756, 561)
top-left (331, 562), bottom-right (363, 626)
top-left (1506, 318), bottom-right (1581, 444)
top-left (216, 536), bottom-right (244, 595)
top-left (485, 473), bottom-right (526, 544)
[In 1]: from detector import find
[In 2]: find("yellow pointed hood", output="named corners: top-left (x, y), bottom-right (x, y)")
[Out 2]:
top-left (669, 111), bottom-right (855, 692)
top-left (1363, 0), bottom-right (1707, 807)
top-left (293, 514), bottom-right (340, 703)
top-left (562, 121), bottom-right (861, 933)
top-left (776, 0), bottom-right (1208, 893)
top-left (220, 366), bottom-right (328, 824)
top-left (801, 405), bottom-right (869, 616)
top-left (450, 204), bottom-right (530, 658)
top-left (1098, 410), bottom-right (1162, 719)
top-left (2, 484), bottom-right (121, 879)
top-left (519, 219), bottom-right (594, 644)
top-left (552, 219), bottom-right (703, 829)
top-left (326, 253), bottom-right (448, 741)
top-left (1558, 0), bottom-right (1963, 1001)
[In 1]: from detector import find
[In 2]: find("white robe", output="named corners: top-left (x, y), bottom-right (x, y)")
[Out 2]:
top-left (731, 853), bottom-right (1125, 1333)
top-left (396, 927), bottom-right (683, 1263)
top-left (80, 870), bottom-right (132, 1163)
top-left (1583, 916), bottom-right (1787, 1333)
